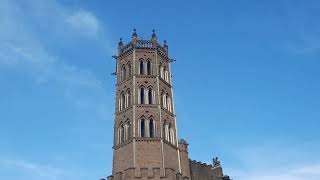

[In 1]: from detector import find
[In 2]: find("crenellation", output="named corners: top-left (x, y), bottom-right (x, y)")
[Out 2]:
top-left (107, 30), bottom-right (231, 180)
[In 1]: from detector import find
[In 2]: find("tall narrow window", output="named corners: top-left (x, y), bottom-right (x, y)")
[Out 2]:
top-left (163, 122), bottom-right (166, 139)
top-left (168, 123), bottom-right (172, 143)
top-left (159, 64), bottom-right (162, 77)
top-left (147, 61), bottom-right (151, 75)
top-left (163, 94), bottom-right (167, 109)
top-left (125, 120), bottom-right (131, 141)
top-left (122, 66), bottom-right (126, 80)
top-left (148, 88), bottom-right (153, 104)
top-left (140, 87), bottom-right (145, 104)
top-left (165, 70), bottom-right (169, 82)
top-left (139, 61), bottom-right (144, 75)
top-left (167, 97), bottom-right (172, 112)
top-left (165, 94), bottom-right (170, 111)
top-left (121, 93), bottom-right (126, 109)
top-left (140, 119), bottom-right (145, 137)
top-left (128, 63), bottom-right (131, 77)
top-left (170, 128), bottom-right (175, 145)
top-left (149, 119), bottom-right (154, 138)
top-left (119, 123), bottom-right (124, 144)
top-left (127, 90), bottom-right (131, 107)
top-left (162, 66), bottom-right (166, 80)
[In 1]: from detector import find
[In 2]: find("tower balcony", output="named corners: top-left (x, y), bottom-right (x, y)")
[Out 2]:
top-left (118, 39), bottom-right (168, 60)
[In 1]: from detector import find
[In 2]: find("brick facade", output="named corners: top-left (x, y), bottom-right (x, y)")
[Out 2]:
top-left (103, 30), bottom-right (230, 180)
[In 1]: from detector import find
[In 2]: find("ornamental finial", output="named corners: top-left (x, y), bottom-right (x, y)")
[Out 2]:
top-left (132, 28), bottom-right (137, 39)
top-left (118, 38), bottom-right (123, 47)
top-left (151, 29), bottom-right (157, 41)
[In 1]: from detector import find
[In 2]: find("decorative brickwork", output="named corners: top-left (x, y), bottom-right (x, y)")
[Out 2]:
top-left (102, 30), bottom-right (231, 180)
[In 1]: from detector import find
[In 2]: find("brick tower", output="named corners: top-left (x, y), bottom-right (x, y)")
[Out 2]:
top-left (106, 29), bottom-right (230, 180)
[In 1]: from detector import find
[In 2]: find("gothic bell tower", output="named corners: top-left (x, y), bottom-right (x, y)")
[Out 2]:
top-left (108, 29), bottom-right (185, 180)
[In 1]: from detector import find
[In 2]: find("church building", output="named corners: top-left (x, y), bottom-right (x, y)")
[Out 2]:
top-left (103, 29), bottom-right (231, 180)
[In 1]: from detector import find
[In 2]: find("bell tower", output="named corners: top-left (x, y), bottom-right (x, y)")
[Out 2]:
top-left (109, 29), bottom-right (184, 180)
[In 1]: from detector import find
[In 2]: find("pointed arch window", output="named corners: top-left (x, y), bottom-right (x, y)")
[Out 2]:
top-left (147, 61), bottom-right (152, 75)
top-left (148, 88), bottom-right (153, 104)
top-left (140, 119), bottom-right (145, 137)
top-left (118, 123), bottom-right (124, 144)
top-left (163, 121), bottom-right (166, 139)
top-left (125, 120), bottom-right (131, 141)
top-left (170, 127), bottom-right (175, 145)
top-left (165, 70), bottom-right (169, 82)
top-left (139, 87), bottom-right (145, 104)
top-left (139, 61), bottom-right (144, 75)
top-left (162, 94), bottom-right (167, 109)
top-left (168, 123), bottom-right (172, 143)
top-left (121, 93), bottom-right (126, 110)
top-left (167, 96), bottom-right (172, 112)
top-left (127, 90), bottom-right (131, 107)
top-left (128, 63), bottom-right (132, 77)
top-left (163, 67), bottom-right (166, 81)
top-left (122, 65), bottom-right (126, 81)
top-left (159, 64), bottom-right (162, 78)
top-left (149, 119), bottom-right (155, 138)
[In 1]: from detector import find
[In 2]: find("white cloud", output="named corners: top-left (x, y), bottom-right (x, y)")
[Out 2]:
top-left (0, 0), bottom-right (103, 87)
top-left (66, 10), bottom-right (101, 37)
top-left (0, 0), bottom-right (112, 119)
top-left (1, 158), bottom-right (75, 180)
top-left (232, 164), bottom-right (320, 180)
top-left (226, 142), bottom-right (320, 180)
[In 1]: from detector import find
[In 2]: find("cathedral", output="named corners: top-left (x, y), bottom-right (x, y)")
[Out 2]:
top-left (102, 30), bottom-right (231, 180)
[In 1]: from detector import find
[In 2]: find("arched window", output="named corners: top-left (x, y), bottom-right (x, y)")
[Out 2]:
top-left (162, 121), bottom-right (166, 139)
top-left (149, 119), bottom-right (155, 138)
top-left (119, 123), bottom-right (124, 144)
top-left (128, 63), bottom-right (132, 77)
top-left (125, 120), bottom-right (131, 141)
top-left (165, 70), bottom-right (169, 82)
top-left (165, 94), bottom-right (171, 111)
top-left (148, 88), bottom-right (153, 104)
top-left (159, 64), bottom-right (162, 77)
top-left (165, 123), bottom-right (169, 141)
top-left (122, 65), bottom-right (126, 81)
top-left (127, 90), bottom-right (131, 107)
top-left (140, 119), bottom-right (145, 137)
top-left (167, 97), bottom-right (172, 112)
top-left (147, 61), bottom-right (151, 75)
top-left (162, 66), bottom-right (166, 80)
top-left (139, 87), bottom-right (145, 104)
top-left (170, 127), bottom-right (175, 145)
top-left (139, 61), bottom-right (144, 75)
top-left (121, 93), bottom-right (126, 110)
top-left (168, 123), bottom-right (172, 143)
top-left (162, 94), bottom-right (167, 109)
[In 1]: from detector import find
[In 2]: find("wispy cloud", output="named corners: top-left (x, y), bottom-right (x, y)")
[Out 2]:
top-left (0, 0), bottom-right (105, 85)
top-left (232, 164), bottom-right (320, 180)
top-left (66, 9), bottom-right (102, 37)
top-left (0, 0), bottom-right (112, 119)
top-left (226, 142), bottom-right (320, 180)
top-left (1, 158), bottom-right (75, 180)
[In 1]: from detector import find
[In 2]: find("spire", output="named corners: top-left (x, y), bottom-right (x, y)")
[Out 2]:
top-left (118, 38), bottom-right (123, 47)
top-left (163, 40), bottom-right (168, 47)
top-left (163, 40), bottom-right (168, 55)
top-left (151, 29), bottom-right (157, 41)
top-left (132, 28), bottom-right (137, 39)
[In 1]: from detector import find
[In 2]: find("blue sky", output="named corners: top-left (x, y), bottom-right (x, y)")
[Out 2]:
top-left (0, 0), bottom-right (320, 179)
